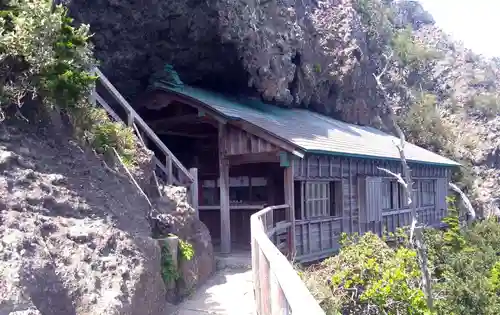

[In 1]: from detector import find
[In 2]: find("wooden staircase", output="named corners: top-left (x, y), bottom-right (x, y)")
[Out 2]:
top-left (91, 68), bottom-right (198, 210)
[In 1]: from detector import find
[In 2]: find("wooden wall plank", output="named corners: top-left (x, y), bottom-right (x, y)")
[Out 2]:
top-left (225, 125), bottom-right (279, 156)
top-left (284, 165), bottom-right (296, 257)
top-left (348, 159), bottom-right (354, 233)
top-left (219, 123), bottom-right (231, 254)
top-left (294, 154), bottom-right (451, 180)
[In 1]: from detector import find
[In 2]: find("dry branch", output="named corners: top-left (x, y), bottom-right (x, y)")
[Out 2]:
top-left (449, 182), bottom-right (476, 222)
top-left (374, 48), bottom-right (433, 310)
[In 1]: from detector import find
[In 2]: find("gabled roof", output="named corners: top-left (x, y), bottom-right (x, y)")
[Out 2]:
top-left (154, 82), bottom-right (459, 167)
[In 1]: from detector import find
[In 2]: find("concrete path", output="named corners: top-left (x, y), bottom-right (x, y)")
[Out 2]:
top-left (171, 252), bottom-right (255, 315)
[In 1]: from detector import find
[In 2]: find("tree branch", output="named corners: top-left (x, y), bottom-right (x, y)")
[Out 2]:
top-left (373, 49), bottom-right (433, 310)
top-left (449, 182), bottom-right (476, 223)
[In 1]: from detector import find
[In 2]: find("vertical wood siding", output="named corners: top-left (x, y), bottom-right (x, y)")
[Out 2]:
top-left (293, 153), bottom-right (454, 262)
top-left (293, 154), bottom-right (449, 180)
top-left (294, 218), bottom-right (342, 261)
top-left (225, 125), bottom-right (278, 155)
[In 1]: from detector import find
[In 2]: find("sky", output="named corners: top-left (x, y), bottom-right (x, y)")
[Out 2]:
top-left (418, 0), bottom-right (500, 57)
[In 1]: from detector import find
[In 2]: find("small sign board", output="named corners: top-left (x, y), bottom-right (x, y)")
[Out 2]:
top-left (279, 151), bottom-right (289, 167)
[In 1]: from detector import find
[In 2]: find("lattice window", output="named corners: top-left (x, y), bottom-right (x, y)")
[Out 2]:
top-left (397, 182), bottom-right (408, 208)
top-left (382, 180), bottom-right (418, 210)
top-left (420, 180), bottom-right (436, 206)
top-left (381, 180), bottom-right (392, 210)
top-left (305, 181), bottom-right (330, 218)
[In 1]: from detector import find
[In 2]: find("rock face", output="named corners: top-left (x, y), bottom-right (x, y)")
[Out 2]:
top-left (67, 0), bottom-right (500, 214)
top-left (0, 122), bottom-right (166, 315)
top-left (411, 24), bottom-right (500, 216)
top-left (67, 0), bottom-right (392, 124)
top-left (151, 186), bottom-right (215, 303)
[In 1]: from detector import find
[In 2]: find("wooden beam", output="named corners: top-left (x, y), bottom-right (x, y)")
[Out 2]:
top-left (148, 114), bottom-right (203, 128)
top-left (284, 164), bottom-right (296, 258)
top-left (144, 99), bottom-right (172, 110)
top-left (219, 123), bottom-right (231, 254)
top-left (159, 92), bottom-right (228, 125)
top-left (227, 151), bottom-right (280, 166)
top-left (155, 130), bottom-right (213, 139)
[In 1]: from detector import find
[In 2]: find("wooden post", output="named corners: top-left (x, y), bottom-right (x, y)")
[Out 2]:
top-left (127, 110), bottom-right (134, 126)
top-left (283, 164), bottom-right (296, 258)
top-left (166, 156), bottom-right (173, 185)
top-left (189, 168), bottom-right (199, 218)
top-left (140, 130), bottom-right (148, 147)
top-left (219, 123), bottom-right (231, 254)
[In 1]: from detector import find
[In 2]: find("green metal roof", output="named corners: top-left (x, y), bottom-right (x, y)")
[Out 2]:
top-left (154, 82), bottom-right (459, 167)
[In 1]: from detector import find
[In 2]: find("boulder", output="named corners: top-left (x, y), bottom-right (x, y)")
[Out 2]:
top-left (151, 186), bottom-right (215, 303)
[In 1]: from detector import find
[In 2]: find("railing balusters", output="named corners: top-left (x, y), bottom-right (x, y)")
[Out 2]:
top-left (92, 67), bottom-right (199, 212)
top-left (92, 67), bottom-right (194, 184)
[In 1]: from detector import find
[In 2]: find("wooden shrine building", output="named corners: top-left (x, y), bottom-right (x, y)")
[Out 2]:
top-left (137, 67), bottom-right (459, 262)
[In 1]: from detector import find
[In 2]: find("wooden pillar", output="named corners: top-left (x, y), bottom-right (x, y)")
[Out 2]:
top-left (166, 156), bottom-right (173, 185)
top-left (189, 168), bottom-right (199, 218)
top-left (284, 164), bottom-right (296, 258)
top-left (219, 123), bottom-right (231, 254)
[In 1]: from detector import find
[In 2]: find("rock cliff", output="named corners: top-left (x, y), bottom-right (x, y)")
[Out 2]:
top-left (67, 0), bottom-right (499, 213)
top-left (0, 118), bottom-right (214, 314)
top-left (0, 121), bottom-right (166, 314)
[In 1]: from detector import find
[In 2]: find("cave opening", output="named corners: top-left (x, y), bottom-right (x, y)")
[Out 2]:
top-left (187, 43), bottom-right (254, 97)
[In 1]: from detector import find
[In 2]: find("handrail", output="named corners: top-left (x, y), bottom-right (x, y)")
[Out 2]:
top-left (251, 204), bottom-right (325, 315)
top-left (92, 67), bottom-right (194, 184)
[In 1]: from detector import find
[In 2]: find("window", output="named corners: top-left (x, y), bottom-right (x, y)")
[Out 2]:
top-left (305, 181), bottom-right (330, 218)
top-left (381, 180), bottom-right (392, 210)
top-left (381, 179), bottom-right (414, 210)
top-left (302, 181), bottom-right (341, 218)
top-left (398, 182), bottom-right (408, 209)
top-left (420, 180), bottom-right (436, 206)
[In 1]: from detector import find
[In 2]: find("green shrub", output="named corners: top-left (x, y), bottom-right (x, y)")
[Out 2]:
top-left (399, 91), bottom-right (451, 155)
top-left (160, 243), bottom-right (180, 284)
top-left (303, 196), bottom-right (500, 315)
top-left (398, 91), bottom-right (474, 192)
top-left (424, 215), bottom-right (500, 315)
top-left (391, 26), bottom-right (440, 69)
top-left (159, 235), bottom-right (194, 286)
top-left (178, 238), bottom-right (194, 261)
top-left (302, 232), bottom-right (430, 315)
top-left (466, 94), bottom-right (500, 118)
top-left (0, 0), bottom-right (137, 164)
top-left (81, 108), bottom-right (137, 166)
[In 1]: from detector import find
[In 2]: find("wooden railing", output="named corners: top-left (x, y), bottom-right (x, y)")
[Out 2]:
top-left (251, 205), bottom-right (325, 315)
top-left (92, 68), bottom-right (195, 187)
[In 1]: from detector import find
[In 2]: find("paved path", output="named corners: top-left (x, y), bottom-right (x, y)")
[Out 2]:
top-left (171, 252), bottom-right (255, 315)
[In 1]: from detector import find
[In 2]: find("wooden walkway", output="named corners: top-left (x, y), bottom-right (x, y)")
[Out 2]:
top-left (167, 205), bottom-right (326, 315)
top-left (171, 253), bottom-right (255, 315)
top-left (174, 268), bottom-right (254, 315)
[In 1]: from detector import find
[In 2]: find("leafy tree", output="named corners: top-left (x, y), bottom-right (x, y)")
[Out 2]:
top-left (0, 0), bottom-right (137, 165)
